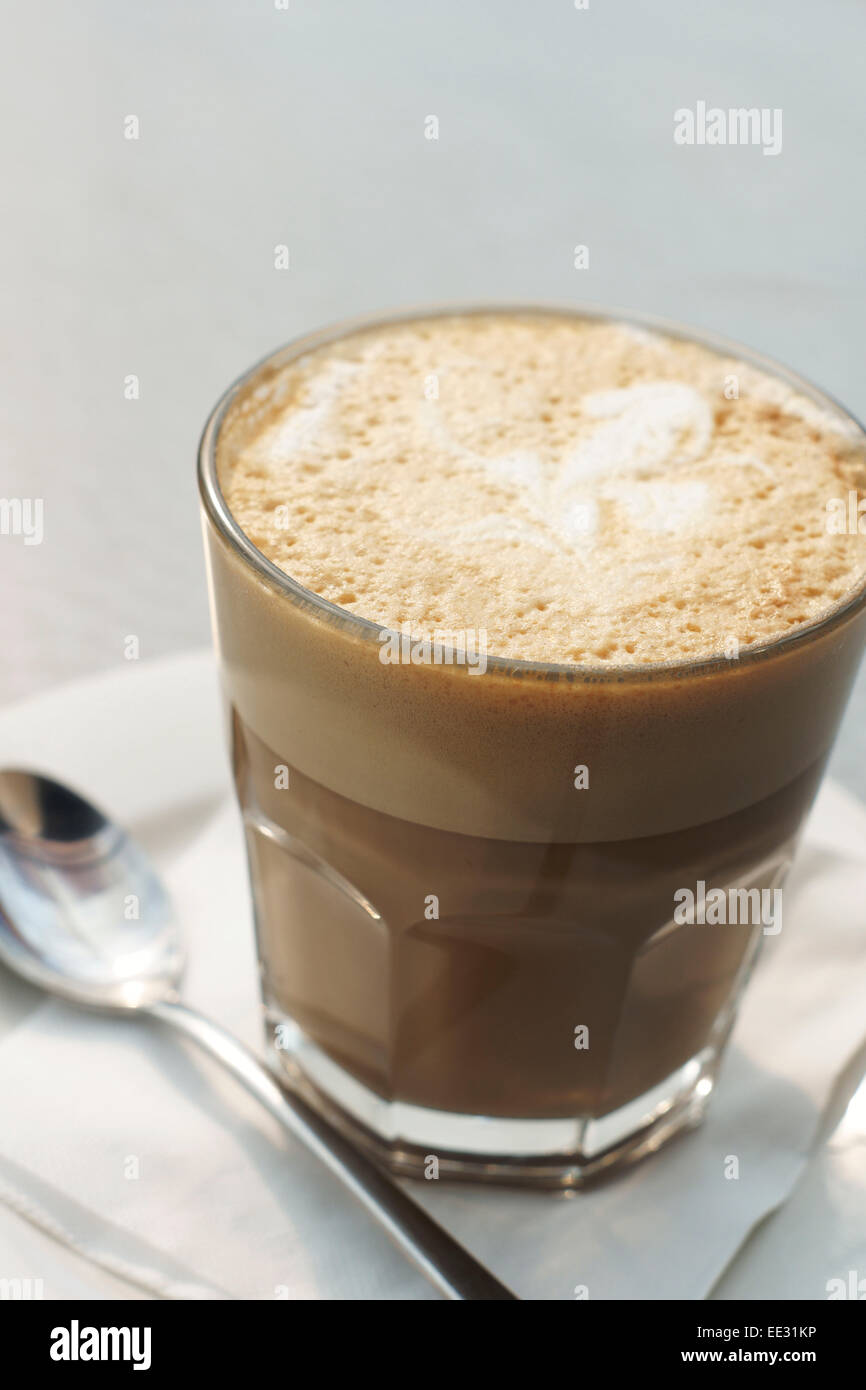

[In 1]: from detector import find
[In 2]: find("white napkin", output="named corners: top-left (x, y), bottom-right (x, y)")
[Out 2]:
top-left (0, 780), bottom-right (865, 1301)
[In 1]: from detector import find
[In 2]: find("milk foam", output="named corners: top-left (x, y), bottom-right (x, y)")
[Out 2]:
top-left (219, 313), bottom-right (866, 665)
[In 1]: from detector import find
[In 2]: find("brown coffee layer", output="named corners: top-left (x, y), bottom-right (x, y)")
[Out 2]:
top-left (238, 716), bottom-right (815, 1118)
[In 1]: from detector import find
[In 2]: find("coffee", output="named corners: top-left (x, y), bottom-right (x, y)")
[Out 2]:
top-left (201, 308), bottom-right (866, 1183)
top-left (220, 314), bottom-right (866, 666)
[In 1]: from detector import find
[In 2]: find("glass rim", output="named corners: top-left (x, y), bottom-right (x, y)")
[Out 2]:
top-left (197, 300), bottom-right (866, 684)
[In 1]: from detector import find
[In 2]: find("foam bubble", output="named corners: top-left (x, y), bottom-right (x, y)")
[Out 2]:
top-left (219, 313), bottom-right (866, 665)
top-left (566, 384), bottom-right (713, 482)
top-left (616, 481), bottom-right (710, 534)
top-left (250, 357), bottom-right (360, 462)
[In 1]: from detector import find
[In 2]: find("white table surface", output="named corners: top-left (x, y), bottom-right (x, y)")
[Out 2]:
top-left (2, 0), bottom-right (865, 1299)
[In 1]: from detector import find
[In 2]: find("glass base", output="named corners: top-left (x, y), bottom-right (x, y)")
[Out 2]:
top-left (267, 1012), bottom-right (719, 1188)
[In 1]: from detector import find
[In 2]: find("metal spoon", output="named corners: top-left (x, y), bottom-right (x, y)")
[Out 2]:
top-left (0, 768), bottom-right (516, 1301)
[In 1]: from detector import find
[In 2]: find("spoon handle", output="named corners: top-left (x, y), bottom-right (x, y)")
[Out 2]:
top-left (149, 998), bottom-right (516, 1301)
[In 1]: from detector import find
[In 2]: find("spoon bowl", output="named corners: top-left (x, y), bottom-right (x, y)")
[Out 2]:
top-left (0, 768), bottom-right (184, 1008)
